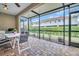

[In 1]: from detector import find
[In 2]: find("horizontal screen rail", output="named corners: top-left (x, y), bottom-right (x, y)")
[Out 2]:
top-left (29, 30), bottom-right (79, 32)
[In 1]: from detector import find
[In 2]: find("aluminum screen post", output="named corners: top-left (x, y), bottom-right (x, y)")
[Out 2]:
top-left (31, 10), bottom-right (41, 39)
top-left (62, 3), bottom-right (65, 45)
top-left (68, 5), bottom-right (71, 46)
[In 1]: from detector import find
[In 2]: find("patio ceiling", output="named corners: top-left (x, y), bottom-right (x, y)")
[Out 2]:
top-left (22, 3), bottom-right (71, 18)
top-left (0, 3), bottom-right (71, 16)
top-left (0, 3), bottom-right (31, 15)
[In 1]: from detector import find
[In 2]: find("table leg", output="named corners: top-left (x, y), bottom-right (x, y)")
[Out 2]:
top-left (12, 38), bottom-right (16, 49)
top-left (17, 39), bottom-right (20, 54)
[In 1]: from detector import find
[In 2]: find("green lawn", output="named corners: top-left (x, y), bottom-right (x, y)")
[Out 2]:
top-left (29, 25), bottom-right (79, 38)
top-left (28, 25), bottom-right (79, 43)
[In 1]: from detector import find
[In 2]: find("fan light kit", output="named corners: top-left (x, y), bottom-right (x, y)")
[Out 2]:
top-left (2, 3), bottom-right (20, 10)
top-left (2, 3), bottom-right (8, 10)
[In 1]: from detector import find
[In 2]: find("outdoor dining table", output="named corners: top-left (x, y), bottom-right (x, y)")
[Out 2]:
top-left (5, 33), bottom-right (20, 52)
top-left (5, 32), bottom-right (30, 54)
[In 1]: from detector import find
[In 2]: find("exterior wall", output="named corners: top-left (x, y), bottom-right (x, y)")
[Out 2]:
top-left (0, 14), bottom-right (15, 30)
top-left (15, 16), bottom-right (19, 32)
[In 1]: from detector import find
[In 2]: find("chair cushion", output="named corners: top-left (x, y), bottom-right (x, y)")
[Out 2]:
top-left (0, 31), bottom-right (5, 40)
top-left (0, 39), bottom-right (10, 44)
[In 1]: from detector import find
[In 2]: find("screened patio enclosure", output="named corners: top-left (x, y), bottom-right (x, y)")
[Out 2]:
top-left (20, 3), bottom-right (79, 47)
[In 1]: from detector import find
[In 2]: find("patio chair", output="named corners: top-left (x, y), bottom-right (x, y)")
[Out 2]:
top-left (16, 32), bottom-right (31, 54)
top-left (0, 31), bottom-right (12, 48)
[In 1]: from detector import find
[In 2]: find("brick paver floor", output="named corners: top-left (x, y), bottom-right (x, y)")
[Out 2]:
top-left (0, 36), bottom-right (79, 56)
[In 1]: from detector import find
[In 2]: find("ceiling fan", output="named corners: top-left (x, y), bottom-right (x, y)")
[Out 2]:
top-left (15, 3), bottom-right (20, 7)
top-left (2, 3), bottom-right (20, 10)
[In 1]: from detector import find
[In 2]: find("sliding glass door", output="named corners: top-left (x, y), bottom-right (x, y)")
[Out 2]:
top-left (68, 4), bottom-right (79, 47)
top-left (20, 16), bottom-right (28, 34)
top-left (69, 12), bottom-right (79, 47)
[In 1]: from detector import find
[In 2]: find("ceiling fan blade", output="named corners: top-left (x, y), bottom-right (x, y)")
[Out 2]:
top-left (15, 3), bottom-right (20, 7)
